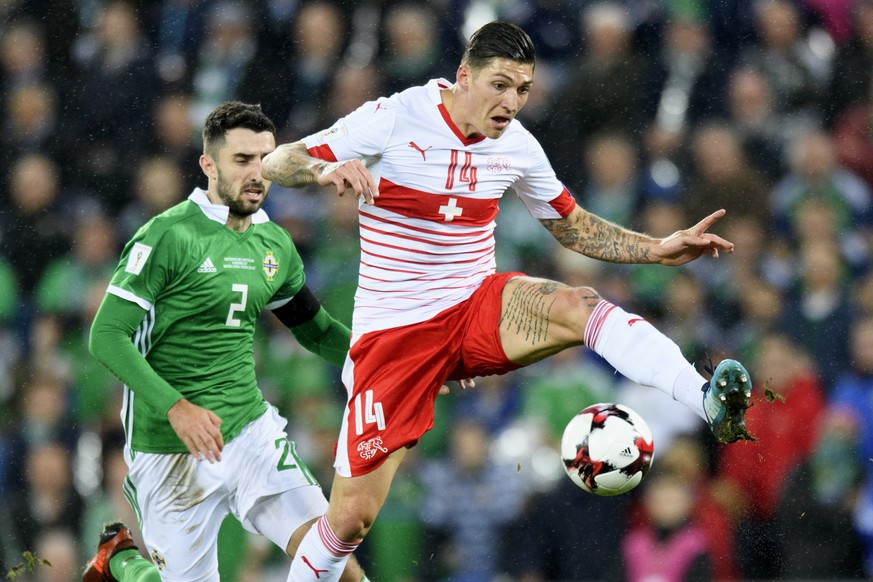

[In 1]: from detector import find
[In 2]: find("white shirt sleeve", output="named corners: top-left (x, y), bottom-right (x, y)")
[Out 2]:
top-left (512, 132), bottom-right (576, 220)
top-left (302, 99), bottom-right (396, 161)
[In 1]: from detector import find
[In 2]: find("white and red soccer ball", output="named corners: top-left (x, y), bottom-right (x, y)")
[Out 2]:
top-left (561, 403), bottom-right (655, 496)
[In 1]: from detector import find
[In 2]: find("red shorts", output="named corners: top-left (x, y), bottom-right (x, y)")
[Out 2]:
top-left (335, 272), bottom-right (524, 477)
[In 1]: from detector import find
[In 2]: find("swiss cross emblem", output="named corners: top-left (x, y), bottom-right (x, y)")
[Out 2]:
top-left (438, 197), bottom-right (463, 222)
top-left (358, 437), bottom-right (389, 460)
top-left (263, 251), bottom-right (278, 280)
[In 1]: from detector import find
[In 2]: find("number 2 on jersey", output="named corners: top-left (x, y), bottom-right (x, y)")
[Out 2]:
top-left (445, 150), bottom-right (477, 191)
top-left (225, 284), bottom-right (248, 327)
top-left (354, 390), bottom-right (385, 435)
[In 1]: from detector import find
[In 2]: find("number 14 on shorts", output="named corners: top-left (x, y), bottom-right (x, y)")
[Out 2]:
top-left (354, 390), bottom-right (385, 435)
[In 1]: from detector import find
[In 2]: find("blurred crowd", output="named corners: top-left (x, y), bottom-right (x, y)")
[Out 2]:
top-left (1, 0), bottom-right (873, 580)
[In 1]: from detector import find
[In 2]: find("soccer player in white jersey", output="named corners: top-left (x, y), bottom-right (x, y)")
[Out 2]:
top-left (262, 21), bottom-right (755, 581)
top-left (83, 102), bottom-right (369, 582)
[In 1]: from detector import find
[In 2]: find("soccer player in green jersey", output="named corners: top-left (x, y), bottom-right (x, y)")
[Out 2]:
top-left (84, 102), bottom-right (368, 582)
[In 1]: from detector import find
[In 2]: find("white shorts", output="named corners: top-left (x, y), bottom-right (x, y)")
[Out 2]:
top-left (124, 406), bottom-right (328, 581)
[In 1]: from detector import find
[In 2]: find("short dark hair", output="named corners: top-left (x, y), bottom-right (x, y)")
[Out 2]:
top-left (202, 101), bottom-right (276, 155)
top-left (461, 21), bottom-right (536, 70)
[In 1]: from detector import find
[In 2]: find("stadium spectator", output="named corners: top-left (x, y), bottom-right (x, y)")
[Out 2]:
top-left (682, 122), bottom-right (771, 227)
top-left (0, 440), bottom-right (84, 574)
top-left (2, 82), bottom-right (59, 160)
top-left (741, 0), bottom-right (830, 120)
top-left (65, 0), bottom-right (159, 211)
top-left (418, 416), bottom-right (526, 581)
top-left (0, 19), bottom-right (56, 92)
top-left (776, 407), bottom-right (865, 578)
top-left (546, 2), bottom-right (645, 184)
top-left (619, 469), bottom-right (714, 581)
top-left (580, 133), bottom-right (642, 227)
top-left (724, 66), bottom-right (790, 181)
top-left (770, 127), bottom-right (873, 249)
top-left (641, 7), bottom-right (732, 131)
top-left (118, 155), bottom-right (187, 244)
top-left (716, 332), bottom-right (825, 579)
top-left (828, 315), bottom-right (873, 577)
top-left (825, 0), bottom-right (873, 125)
top-left (658, 435), bottom-right (740, 581)
top-left (834, 76), bottom-right (873, 190)
top-left (148, 0), bottom-right (211, 88)
top-left (380, 2), bottom-right (450, 97)
top-left (188, 2), bottom-right (260, 125)
top-left (503, 472), bottom-right (630, 581)
top-left (257, 0), bottom-right (348, 140)
top-left (0, 154), bottom-right (72, 303)
top-left (35, 214), bottom-right (118, 320)
top-left (779, 239), bottom-right (854, 388)
top-left (143, 93), bottom-right (203, 190)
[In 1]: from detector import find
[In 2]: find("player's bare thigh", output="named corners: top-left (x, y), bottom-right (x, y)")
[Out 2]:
top-left (498, 275), bottom-right (601, 365)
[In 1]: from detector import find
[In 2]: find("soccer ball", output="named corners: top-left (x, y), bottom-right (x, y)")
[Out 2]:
top-left (561, 403), bottom-right (654, 496)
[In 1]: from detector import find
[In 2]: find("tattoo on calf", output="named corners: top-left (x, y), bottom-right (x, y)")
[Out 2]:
top-left (500, 281), bottom-right (562, 345)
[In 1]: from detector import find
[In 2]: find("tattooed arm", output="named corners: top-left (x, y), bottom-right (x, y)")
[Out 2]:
top-left (262, 142), bottom-right (379, 203)
top-left (540, 206), bottom-right (655, 263)
top-left (540, 205), bottom-right (735, 266)
top-left (262, 142), bottom-right (322, 187)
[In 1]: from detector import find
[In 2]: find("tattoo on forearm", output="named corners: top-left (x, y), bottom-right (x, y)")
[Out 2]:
top-left (500, 281), bottom-right (562, 345)
top-left (541, 210), bottom-right (652, 264)
top-left (262, 143), bottom-right (320, 187)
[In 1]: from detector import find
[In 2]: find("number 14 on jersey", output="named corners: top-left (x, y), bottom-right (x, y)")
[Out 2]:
top-left (354, 390), bottom-right (385, 435)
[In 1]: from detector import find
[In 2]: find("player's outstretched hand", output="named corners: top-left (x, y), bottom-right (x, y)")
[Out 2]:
top-left (315, 158), bottom-right (379, 205)
top-left (653, 209), bottom-right (735, 266)
top-left (167, 398), bottom-right (224, 463)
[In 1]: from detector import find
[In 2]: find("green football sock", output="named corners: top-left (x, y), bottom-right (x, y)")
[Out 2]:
top-left (109, 549), bottom-right (162, 581)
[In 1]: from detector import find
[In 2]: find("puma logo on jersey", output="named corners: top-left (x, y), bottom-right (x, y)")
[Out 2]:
top-left (197, 257), bottom-right (217, 273)
top-left (408, 141), bottom-right (432, 161)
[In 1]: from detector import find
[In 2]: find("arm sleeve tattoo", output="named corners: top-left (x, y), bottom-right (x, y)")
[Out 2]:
top-left (262, 142), bottom-right (324, 187)
top-left (540, 207), bottom-right (655, 264)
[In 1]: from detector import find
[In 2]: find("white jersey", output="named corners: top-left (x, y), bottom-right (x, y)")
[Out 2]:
top-left (303, 79), bottom-right (576, 336)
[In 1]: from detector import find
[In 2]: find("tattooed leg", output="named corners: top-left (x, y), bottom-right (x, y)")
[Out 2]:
top-left (498, 277), bottom-right (594, 365)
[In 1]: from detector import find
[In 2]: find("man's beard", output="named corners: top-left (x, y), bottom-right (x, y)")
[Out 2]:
top-left (216, 172), bottom-right (263, 217)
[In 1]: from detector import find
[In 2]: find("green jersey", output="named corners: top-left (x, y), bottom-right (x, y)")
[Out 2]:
top-left (107, 189), bottom-right (305, 452)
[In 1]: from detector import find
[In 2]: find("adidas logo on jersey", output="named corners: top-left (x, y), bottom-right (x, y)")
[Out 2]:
top-left (198, 258), bottom-right (217, 273)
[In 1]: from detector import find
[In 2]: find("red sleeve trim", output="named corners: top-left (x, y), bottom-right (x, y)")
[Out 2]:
top-left (308, 144), bottom-right (338, 162)
top-left (549, 188), bottom-right (577, 218)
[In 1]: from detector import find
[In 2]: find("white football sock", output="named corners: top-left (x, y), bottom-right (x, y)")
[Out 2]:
top-left (287, 516), bottom-right (358, 582)
top-left (584, 300), bottom-right (708, 421)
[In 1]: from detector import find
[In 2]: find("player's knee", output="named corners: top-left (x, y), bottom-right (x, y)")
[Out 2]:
top-left (556, 285), bottom-right (602, 322)
top-left (329, 507), bottom-right (377, 542)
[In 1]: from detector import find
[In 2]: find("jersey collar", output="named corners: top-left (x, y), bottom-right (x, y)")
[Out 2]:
top-left (430, 78), bottom-right (487, 147)
top-left (189, 188), bottom-right (270, 225)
